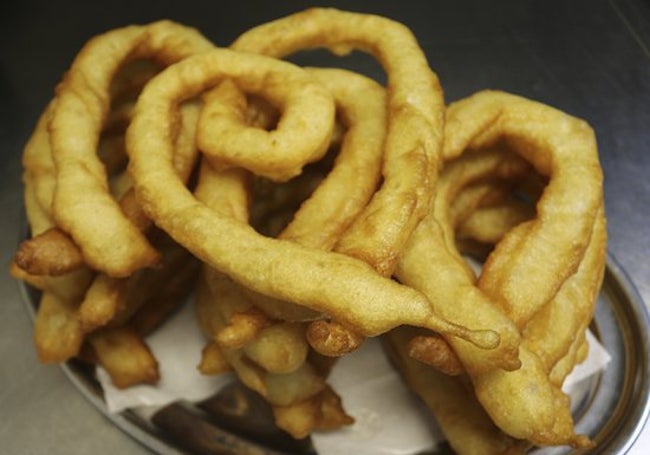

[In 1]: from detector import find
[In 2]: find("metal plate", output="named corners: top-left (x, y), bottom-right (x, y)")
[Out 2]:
top-left (20, 253), bottom-right (650, 455)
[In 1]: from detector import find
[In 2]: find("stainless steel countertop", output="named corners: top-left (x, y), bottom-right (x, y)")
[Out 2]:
top-left (1, 0), bottom-right (649, 453)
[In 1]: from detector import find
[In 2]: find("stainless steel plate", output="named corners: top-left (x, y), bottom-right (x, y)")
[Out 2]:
top-left (20, 253), bottom-right (650, 455)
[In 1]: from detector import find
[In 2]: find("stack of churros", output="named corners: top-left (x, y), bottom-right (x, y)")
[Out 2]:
top-left (11, 8), bottom-right (606, 453)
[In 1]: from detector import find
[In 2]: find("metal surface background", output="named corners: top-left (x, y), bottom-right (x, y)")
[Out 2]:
top-left (1, 0), bottom-right (649, 453)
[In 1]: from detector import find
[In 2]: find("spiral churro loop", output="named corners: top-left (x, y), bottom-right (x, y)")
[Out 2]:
top-left (232, 7), bottom-right (445, 276)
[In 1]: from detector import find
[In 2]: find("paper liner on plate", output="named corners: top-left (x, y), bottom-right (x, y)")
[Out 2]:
top-left (97, 298), bottom-right (611, 455)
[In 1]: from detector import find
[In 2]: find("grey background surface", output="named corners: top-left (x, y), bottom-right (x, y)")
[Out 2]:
top-left (1, 0), bottom-right (649, 453)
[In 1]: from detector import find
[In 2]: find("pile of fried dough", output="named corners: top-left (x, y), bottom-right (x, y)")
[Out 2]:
top-left (11, 8), bottom-right (607, 454)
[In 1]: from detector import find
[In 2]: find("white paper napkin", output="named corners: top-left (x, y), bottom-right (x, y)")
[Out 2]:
top-left (96, 299), bottom-right (611, 455)
top-left (310, 338), bottom-right (444, 455)
top-left (97, 302), bottom-right (233, 413)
